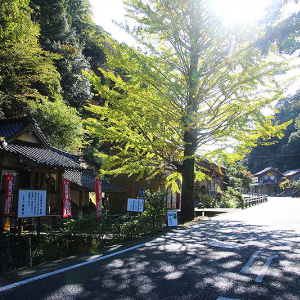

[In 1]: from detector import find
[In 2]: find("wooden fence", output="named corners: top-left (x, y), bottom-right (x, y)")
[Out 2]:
top-left (242, 194), bottom-right (268, 209)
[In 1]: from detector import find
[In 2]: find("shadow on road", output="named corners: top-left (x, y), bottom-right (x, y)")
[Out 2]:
top-left (1, 218), bottom-right (299, 300)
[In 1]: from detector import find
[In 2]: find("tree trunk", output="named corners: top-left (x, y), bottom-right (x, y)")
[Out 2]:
top-left (180, 126), bottom-right (197, 223)
top-left (179, 17), bottom-right (199, 223)
top-left (180, 157), bottom-right (195, 223)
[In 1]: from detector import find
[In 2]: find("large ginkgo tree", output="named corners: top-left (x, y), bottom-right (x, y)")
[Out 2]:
top-left (86, 0), bottom-right (293, 222)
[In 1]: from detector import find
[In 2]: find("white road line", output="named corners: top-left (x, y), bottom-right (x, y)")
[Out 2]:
top-left (0, 225), bottom-right (205, 293)
top-left (0, 243), bottom-right (147, 293)
top-left (255, 255), bottom-right (278, 283)
top-left (217, 297), bottom-right (241, 300)
top-left (240, 250), bottom-right (264, 274)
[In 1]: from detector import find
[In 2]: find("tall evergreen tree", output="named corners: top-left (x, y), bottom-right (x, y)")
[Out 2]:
top-left (30, 0), bottom-right (93, 109)
top-left (0, 0), bottom-right (61, 117)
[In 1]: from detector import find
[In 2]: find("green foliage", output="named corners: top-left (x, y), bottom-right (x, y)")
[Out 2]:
top-left (197, 187), bottom-right (242, 208)
top-left (142, 189), bottom-right (168, 228)
top-left (30, 97), bottom-right (86, 151)
top-left (85, 0), bottom-right (293, 222)
top-left (292, 178), bottom-right (300, 191)
top-left (110, 215), bottom-right (151, 242)
top-left (30, 0), bottom-right (108, 110)
top-left (221, 187), bottom-right (243, 208)
top-left (59, 218), bottom-right (76, 233)
top-left (198, 194), bottom-right (220, 209)
top-left (280, 178), bottom-right (291, 190)
top-left (248, 92), bottom-right (300, 173)
top-left (256, 0), bottom-right (300, 55)
top-left (225, 161), bottom-right (254, 192)
top-left (0, 0), bottom-right (61, 118)
top-left (28, 0), bottom-right (109, 157)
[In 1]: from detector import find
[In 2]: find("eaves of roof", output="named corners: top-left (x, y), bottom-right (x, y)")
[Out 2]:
top-left (254, 167), bottom-right (283, 177)
top-left (252, 181), bottom-right (279, 187)
top-left (283, 169), bottom-right (300, 177)
top-left (2, 141), bottom-right (84, 170)
top-left (64, 169), bottom-right (127, 193)
top-left (0, 116), bottom-right (50, 148)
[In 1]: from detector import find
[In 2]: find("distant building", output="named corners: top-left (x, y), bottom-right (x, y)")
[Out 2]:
top-left (251, 167), bottom-right (283, 196)
top-left (283, 169), bottom-right (300, 183)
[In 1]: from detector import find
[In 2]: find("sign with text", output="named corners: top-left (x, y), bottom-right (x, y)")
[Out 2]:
top-left (127, 198), bottom-right (144, 212)
top-left (4, 174), bottom-right (15, 217)
top-left (18, 190), bottom-right (46, 218)
top-left (167, 211), bottom-right (178, 226)
top-left (95, 178), bottom-right (102, 219)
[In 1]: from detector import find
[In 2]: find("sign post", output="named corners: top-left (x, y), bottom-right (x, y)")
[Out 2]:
top-left (167, 211), bottom-right (178, 226)
top-left (17, 190), bottom-right (47, 218)
top-left (127, 198), bottom-right (144, 212)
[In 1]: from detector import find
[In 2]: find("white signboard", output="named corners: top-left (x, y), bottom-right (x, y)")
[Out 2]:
top-left (18, 190), bottom-right (47, 218)
top-left (127, 198), bottom-right (144, 212)
top-left (167, 211), bottom-right (178, 226)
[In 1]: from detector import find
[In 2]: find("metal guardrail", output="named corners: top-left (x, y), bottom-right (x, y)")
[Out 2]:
top-left (242, 194), bottom-right (268, 209)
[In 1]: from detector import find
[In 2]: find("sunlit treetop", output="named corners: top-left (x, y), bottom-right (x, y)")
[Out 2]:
top-left (211, 0), bottom-right (273, 25)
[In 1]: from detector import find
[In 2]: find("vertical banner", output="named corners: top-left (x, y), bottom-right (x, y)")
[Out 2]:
top-left (62, 179), bottom-right (72, 218)
top-left (4, 174), bottom-right (14, 217)
top-left (95, 178), bottom-right (102, 219)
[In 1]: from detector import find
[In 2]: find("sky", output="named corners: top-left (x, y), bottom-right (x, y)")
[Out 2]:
top-left (89, 0), bottom-right (300, 95)
top-left (89, 0), bottom-right (300, 44)
top-left (89, 0), bottom-right (134, 44)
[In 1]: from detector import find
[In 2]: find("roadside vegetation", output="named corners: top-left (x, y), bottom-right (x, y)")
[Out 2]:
top-left (0, 190), bottom-right (168, 273)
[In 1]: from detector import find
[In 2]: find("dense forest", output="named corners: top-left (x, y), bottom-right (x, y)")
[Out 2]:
top-left (0, 0), bottom-right (110, 167)
top-left (1, 0), bottom-right (300, 178)
top-left (247, 91), bottom-right (300, 174)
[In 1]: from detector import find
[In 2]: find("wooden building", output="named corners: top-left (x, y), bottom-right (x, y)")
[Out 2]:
top-left (251, 167), bottom-right (283, 196)
top-left (109, 159), bottom-right (227, 212)
top-left (0, 117), bottom-right (125, 230)
top-left (283, 169), bottom-right (300, 183)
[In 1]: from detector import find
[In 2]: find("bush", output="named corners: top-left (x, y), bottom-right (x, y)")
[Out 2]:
top-left (143, 189), bottom-right (168, 228)
top-left (218, 187), bottom-right (243, 208)
top-left (198, 194), bottom-right (219, 208)
top-left (197, 187), bottom-right (242, 209)
top-left (2, 211), bottom-right (167, 273)
top-left (280, 179), bottom-right (291, 191)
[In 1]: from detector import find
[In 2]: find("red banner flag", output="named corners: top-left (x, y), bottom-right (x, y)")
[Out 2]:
top-left (4, 174), bottom-right (14, 217)
top-left (62, 179), bottom-right (72, 218)
top-left (95, 178), bottom-right (102, 219)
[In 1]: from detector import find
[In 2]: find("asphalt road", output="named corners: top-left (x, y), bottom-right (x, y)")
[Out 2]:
top-left (1, 197), bottom-right (300, 300)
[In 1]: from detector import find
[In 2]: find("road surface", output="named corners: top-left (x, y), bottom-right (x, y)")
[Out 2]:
top-left (0, 197), bottom-right (299, 299)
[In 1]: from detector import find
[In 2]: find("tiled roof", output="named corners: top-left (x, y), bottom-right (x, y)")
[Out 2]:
top-left (254, 167), bottom-right (283, 177)
top-left (0, 117), bottom-right (84, 170)
top-left (283, 169), bottom-right (300, 176)
top-left (4, 141), bottom-right (83, 170)
top-left (252, 180), bottom-right (279, 187)
top-left (64, 169), bottom-right (126, 193)
top-left (0, 116), bottom-right (49, 146)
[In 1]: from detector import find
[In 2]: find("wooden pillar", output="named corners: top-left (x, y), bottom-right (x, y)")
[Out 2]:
top-left (78, 190), bottom-right (83, 217)
top-left (57, 172), bottom-right (62, 215)
top-left (30, 168), bottom-right (35, 189)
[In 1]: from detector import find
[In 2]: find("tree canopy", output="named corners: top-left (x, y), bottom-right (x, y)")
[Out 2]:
top-left (0, 0), bottom-right (61, 118)
top-left (85, 0), bottom-right (293, 222)
top-left (247, 91), bottom-right (300, 173)
top-left (0, 0), bottom-right (110, 153)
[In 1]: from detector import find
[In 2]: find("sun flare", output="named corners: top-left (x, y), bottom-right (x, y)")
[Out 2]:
top-left (211, 0), bottom-right (272, 24)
